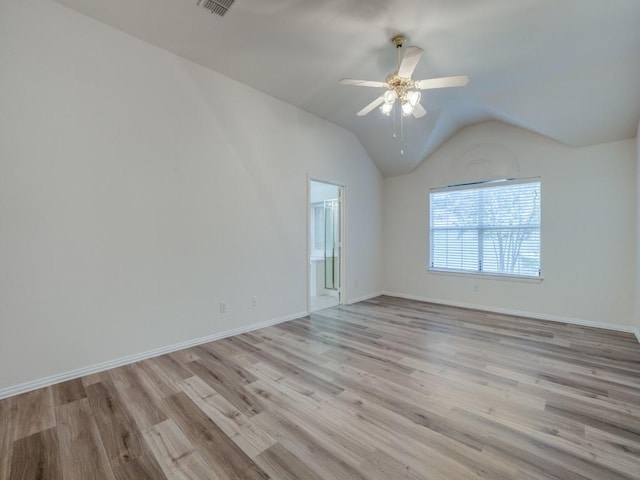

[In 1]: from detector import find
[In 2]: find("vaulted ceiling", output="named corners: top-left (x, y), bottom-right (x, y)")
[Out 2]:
top-left (54, 0), bottom-right (640, 176)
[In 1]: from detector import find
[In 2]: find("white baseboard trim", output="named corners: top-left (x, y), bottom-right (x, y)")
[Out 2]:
top-left (381, 291), bottom-right (636, 334)
top-left (346, 292), bottom-right (384, 305)
top-left (0, 310), bottom-right (307, 401)
top-left (635, 328), bottom-right (640, 344)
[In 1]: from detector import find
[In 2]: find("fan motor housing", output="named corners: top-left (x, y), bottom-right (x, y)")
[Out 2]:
top-left (392, 35), bottom-right (406, 48)
top-left (385, 74), bottom-right (415, 98)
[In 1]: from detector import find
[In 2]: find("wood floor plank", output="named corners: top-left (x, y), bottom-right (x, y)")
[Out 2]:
top-left (143, 418), bottom-right (221, 480)
top-left (1, 296), bottom-right (639, 479)
top-left (185, 359), bottom-right (264, 417)
top-left (9, 388), bottom-right (55, 441)
top-left (195, 344), bottom-right (258, 384)
top-left (109, 364), bottom-right (168, 431)
top-left (9, 428), bottom-right (60, 480)
top-left (255, 443), bottom-right (325, 480)
top-left (454, 405), bottom-right (637, 480)
top-left (85, 381), bottom-right (143, 464)
top-left (179, 376), bottom-right (277, 458)
top-left (55, 398), bottom-right (116, 480)
top-left (81, 370), bottom-right (112, 387)
top-left (357, 448), bottom-right (431, 480)
top-left (228, 336), bottom-right (345, 397)
top-left (247, 380), bottom-right (375, 467)
top-left (135, 360), bottom-right (182, 400)
top-left (147, 354), bottom-right (194, 385)
top-left (51, 379), bottom-right (87, 407)
top-left (252, 409), bottom-right (371, 480)
top-left (115, 382), bottom-right (168, 432)
top-left (111, 453), bottom-right (169, 480)
top-left (248, 370), bottom-right (502, 480)
top-left (168, 349), bottom-right (201, 365)
top-left (335, 390), bottom-right (518, 480)
top-left (0, 398), bottom-right (15, 480)
top-left (162, 391), bottom-right (269, 480)
top-left (85, 381), bottom-right (167, 479)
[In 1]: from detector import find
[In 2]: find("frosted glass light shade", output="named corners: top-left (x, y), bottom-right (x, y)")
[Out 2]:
top-left (383, 90), bottom-right (397, 104)
top-left (380, 102), bottom-right (393, 115)
top-left (401, 101), bottom-right (414, 116)
top-left (407, 90), bottom-right (421, 107)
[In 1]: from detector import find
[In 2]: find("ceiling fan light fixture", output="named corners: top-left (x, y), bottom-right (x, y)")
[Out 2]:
top-left (380, 102), bottom-right (393, 115)
top-left (383, 90), bottom-right (397, 104)
top-left (339, 34), bottom-right (470, 133)
top-left (407, 90), bottom-right (421, 107)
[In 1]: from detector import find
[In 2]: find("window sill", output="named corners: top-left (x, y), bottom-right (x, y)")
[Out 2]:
top-left (428, 268), bottom-right (543, 284)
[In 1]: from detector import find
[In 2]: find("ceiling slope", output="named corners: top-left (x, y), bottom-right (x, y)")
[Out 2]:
top-left (53, 0), bottom-right (640, 176)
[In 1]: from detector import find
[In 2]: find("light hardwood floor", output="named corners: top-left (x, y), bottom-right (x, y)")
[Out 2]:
top-left (2, 296), bottom-right (640, 479)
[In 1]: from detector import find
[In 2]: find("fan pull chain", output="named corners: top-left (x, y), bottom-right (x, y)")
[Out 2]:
top-left (392, 102), bottom-right (397, 139)
top-left (400, 109), bottom-right (404, 155)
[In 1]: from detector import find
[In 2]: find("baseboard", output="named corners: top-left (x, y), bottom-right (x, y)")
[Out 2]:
top-left (381, 291), bottom-right (636, 334)
top-left (346, 291), bottom-right (384, 305)
top-left (0, 310), bottom-right (307, 401)
top-left (635, 328), bottom-right (640, 344)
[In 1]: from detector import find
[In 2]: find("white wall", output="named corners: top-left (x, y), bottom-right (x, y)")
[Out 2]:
top-left (636, 119), bottom-right (640, 335)
top-left (0, 0), bottom-right (382, 392)
top-left (383, 121), bottom-right (636, 328)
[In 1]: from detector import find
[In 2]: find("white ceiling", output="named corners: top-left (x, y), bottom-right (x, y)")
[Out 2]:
top-left (53, 0), bottom-right (640, 176)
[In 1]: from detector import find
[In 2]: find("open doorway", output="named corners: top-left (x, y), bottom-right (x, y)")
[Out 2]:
top-left (309, 180), bottom-right (344, 312)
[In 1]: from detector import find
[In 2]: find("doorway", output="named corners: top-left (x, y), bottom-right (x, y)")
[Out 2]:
top-left (309, 180), bottom-right (344, 312)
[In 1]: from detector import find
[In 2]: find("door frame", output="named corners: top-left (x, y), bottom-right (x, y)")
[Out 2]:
top-left (307, 175), bottom-right (346, 314)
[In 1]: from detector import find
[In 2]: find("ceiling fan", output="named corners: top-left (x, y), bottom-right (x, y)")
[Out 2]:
top-left (339, 35), bottom-right (469, 118)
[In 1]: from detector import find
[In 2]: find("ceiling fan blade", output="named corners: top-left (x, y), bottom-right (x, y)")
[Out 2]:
top-left (412, 103), bottom-right (427, 118)
top-left (397, 46), bottom-right (423, 78)
top-left (415, 75), bottom-right (470, 90)
top-left (357, 96), bottom-right (385, 116)
top-left (339, 78), bottom-right (386, 88)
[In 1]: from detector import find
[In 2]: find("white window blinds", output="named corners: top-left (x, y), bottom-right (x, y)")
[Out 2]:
top-left (430, 179), bottom-right (541, 278)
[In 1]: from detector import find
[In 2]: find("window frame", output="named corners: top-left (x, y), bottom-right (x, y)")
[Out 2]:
top-left (428, 177), bottom-right (542, 281)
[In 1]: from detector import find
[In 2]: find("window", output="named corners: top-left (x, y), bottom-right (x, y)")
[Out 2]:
top-left (429, 179), bottom-right (541, 278)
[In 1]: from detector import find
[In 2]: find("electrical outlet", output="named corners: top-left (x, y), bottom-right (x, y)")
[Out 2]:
top-left (219, 301), bottom-right (227, 313)
top-left (251, 296), bottom-right (257, 308)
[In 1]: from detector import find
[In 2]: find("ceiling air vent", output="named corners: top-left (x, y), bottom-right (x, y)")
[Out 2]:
top-left (197, 0), bottom-right (235, 16)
